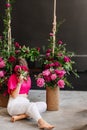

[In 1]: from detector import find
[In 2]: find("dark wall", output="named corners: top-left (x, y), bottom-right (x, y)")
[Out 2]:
top-left (0, 0), bottom-right (87, 90)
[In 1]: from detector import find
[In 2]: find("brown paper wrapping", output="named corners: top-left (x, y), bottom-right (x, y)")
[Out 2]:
top-left (46, 87), bottom-right (59, 111)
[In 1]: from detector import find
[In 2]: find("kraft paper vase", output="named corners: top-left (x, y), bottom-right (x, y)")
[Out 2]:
top-left (0, 94), bottom-right (9, 107)
top-left (46, 87), bottom-right (59, 111)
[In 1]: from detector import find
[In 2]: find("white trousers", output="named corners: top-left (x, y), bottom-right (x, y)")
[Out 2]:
top-left (7, 96), bottom-right (47, 122)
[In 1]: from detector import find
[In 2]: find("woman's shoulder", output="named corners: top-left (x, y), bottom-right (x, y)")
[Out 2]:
top-left (9, 73), bottom-right (17, 80)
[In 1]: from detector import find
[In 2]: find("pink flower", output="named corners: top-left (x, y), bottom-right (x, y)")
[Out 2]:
top-left (58, 40), bottom-right (63, 44)
top-left (0, 60), bottom-right (5, 68)
top-left (58, 53), bottom-right (63, 57)
top-left (6, 3), bottom-right (11, 8)
top-left (55, 69), bottom-right (66, 78)
top-left (46, 53), bottom-right (50, 57)
top-left (50, 33), bottom-right (54, 36)
top-left (8, 56), bottom-right (16, 62)
top-left (64, 56), bottom-right (70, 62)
top-left (15, 50), bottom-right (21, 54)
top-left (0, 71), bottom-right (5, 77)
top-left (49, 63), bottom-right (55, 67)
top-left (57, 79), bottom-right (65, 88)
top-left (42, 69), bottom-right (50, 76)
top-left (37, 78), bottom-right (45, 87)
top-left (50, 74), bottom-right (57, 80)
top-left (0, 57), bottom-right (3, 62)
top-left (21, 66), bottom-right (28, 72)
top-left (14, 65), bottom-right (28, 72)
top-left (14, 65), bottom-right (21, 72)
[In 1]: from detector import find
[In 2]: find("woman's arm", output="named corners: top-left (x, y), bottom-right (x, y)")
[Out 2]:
top-left (10, 75), bottom-right (23, 98)
top-left (10, 83), bottom-right (21, 98)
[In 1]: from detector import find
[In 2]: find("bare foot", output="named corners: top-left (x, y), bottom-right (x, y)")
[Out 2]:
top-left (38, 118), bottom-right (54, 129)
top-left (11, 114), bottom-right (28, 122)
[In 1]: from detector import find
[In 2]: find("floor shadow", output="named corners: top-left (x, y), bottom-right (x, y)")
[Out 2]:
top-left (76, 109), bottom-right (87, 117)
top-left (73, 124), bottom-right (87, 130)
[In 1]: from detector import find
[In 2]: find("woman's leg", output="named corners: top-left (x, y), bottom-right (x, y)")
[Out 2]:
top-left (7, 97), bottom-right (30, 122)
top-left (11, 114), bottom-right (28, 122)
top-left (10, 101), bottom-right (46, 122)
top-left (35, 101), bottom-right (47, 113)
top-left (8, 97), bottom-right (54, 129)
top-left (26, 102), bottom-right (54, 129)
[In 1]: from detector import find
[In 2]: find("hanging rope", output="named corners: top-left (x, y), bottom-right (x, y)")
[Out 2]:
top-left (7, 0), bottom-right (12, 52)
top-left (52, 0), bottom-right (56, 56)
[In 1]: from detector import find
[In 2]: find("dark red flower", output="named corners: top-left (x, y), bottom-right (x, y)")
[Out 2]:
top-left (0, 36), bottom-right (2, 40)
top-left (14, 42), bottom-right (20, 48)
top-left (8, 56), bottom-right (16, 62)
top-left (15, 50), bottom-right (20, 54)
top-left (49, 33), bottom-right (54, 36)
top-left (58, 40), bottom-right (63, 44)
top-left (6, 3), bottom-right (11, 8)
top-left (46, 49), bottom-right (51, 53)
top-left (37, 47), bottom-right (40, 52)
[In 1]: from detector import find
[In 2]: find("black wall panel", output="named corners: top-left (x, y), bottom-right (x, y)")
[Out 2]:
top-left (0, 0), bottom-right (87, 90)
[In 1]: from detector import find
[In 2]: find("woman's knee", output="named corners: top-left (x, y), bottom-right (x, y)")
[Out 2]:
top-left (36, 102), bottom-right (47, 113)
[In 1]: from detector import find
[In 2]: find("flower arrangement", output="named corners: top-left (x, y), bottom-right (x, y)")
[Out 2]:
top-left (14, 65), bottom-right (29, 80)
top-left (36, 32), bottom-right (79, 89)
top-left (0, 0), bottom-right (40, 95)
top-left (0, 36), bottom-right (40, 95)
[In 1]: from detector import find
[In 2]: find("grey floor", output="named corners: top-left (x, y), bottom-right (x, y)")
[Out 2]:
top-left (0, 90), bottom-right (87, 130)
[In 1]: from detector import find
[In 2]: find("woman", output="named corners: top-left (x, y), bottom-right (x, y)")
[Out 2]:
top-left (7, 58), bottom-right (54, 129)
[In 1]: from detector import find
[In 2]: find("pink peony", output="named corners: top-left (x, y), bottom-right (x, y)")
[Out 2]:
top-left (57, 79), bottom-right (65, 88)
top-left (0, 60), bottom-right (5, 68)
top-left (64, 56), bottom-right (70, 62)
top-left (14, 65), bottom-right (28, 72)
top-left (50, 74), bottom-right (57, 81)
top-left (0, 57), bottom-right (3, 62)
top-left (37, 78), bottom-right (45, 87)
top-left (46, 53), bottom-right (50, 57)
top-left (15, 50), bottom-right (21, 54)
top-left (0, 71), bottom-right (5, 77)
top-left (58, 40), bottom-right (63, 44)
top-left (49, 63), bottom-right (55, 67)
top-left (14, 65), bottom-right (21, 72)
top-left (49, 33), bottom-right (54, 36)
top-left (21, 66), bottom-right (28, 72)
top-left (6, 3), bottom-right (11, 8)
top-left (55, 69), bottom-right (66, 78)
top-left (42, 69), bottom-right (51, 76)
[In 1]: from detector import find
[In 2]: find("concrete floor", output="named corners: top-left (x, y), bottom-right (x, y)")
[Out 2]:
top-left (0, 90), bottom-right (87, 130)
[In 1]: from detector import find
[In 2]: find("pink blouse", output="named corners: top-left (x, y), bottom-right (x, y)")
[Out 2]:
top-left (8, 74), bottom-right (31, 94)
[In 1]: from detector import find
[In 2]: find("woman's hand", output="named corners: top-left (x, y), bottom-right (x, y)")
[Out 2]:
top-left (18, 74), bottom-right (24, 84)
